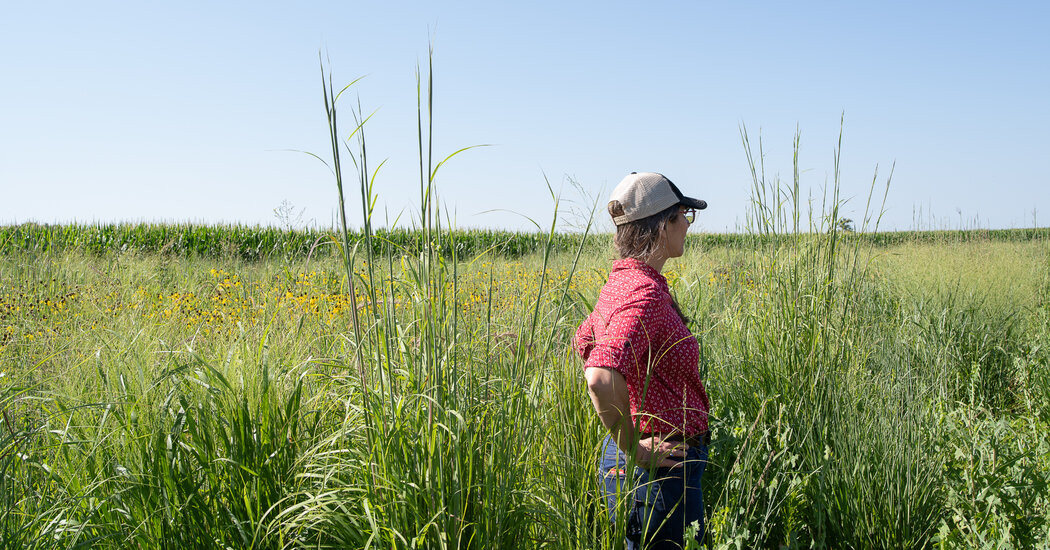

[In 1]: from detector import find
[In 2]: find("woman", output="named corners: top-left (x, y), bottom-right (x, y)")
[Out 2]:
top-left (574, 172), bottom-right (711, 549)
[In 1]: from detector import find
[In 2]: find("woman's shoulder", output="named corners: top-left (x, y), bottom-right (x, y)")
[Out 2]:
top-left (604, 268), bottom-right (669, 301)
top-left (594, 276), bottom-right (669, 319)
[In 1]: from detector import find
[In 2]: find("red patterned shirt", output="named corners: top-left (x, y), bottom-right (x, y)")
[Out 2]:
top-left (574, 258), bottom-right (710, 435)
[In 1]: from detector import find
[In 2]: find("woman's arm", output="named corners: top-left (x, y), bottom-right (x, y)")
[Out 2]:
top-left (584, 366), bottom-right (686, 468)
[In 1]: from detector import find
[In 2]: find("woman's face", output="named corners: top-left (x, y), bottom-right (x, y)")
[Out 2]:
top-left (663, 206), bottom-right (692, 258)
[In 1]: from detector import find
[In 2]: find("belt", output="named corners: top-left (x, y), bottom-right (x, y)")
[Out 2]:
top-left (641, 430), bottom-right (711, 447)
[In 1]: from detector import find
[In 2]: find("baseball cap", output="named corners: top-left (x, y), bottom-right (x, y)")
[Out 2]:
top-left (609, 172), bottom-right (708, 225)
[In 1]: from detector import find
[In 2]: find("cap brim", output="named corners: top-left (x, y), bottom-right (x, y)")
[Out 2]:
top-left (681, 197), bottom-right (707, 210)
top-left (665, 179), bottom-right (707, 210)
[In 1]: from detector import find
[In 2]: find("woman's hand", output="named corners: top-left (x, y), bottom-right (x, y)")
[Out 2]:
top-left (636, 435), bottom-right (689, 469)
top-left (585, 367), bottom-right (689, 469)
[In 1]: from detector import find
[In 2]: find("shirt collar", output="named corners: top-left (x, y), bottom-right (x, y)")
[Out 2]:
top-left (611, 257), bottom-right (668, 290)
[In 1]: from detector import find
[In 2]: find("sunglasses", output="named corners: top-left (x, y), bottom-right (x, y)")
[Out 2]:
top-left (680, 208), bottom-right (696, 224)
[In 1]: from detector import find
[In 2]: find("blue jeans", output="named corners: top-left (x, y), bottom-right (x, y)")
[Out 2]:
top-left (600, 435), bottom-right (708, 549)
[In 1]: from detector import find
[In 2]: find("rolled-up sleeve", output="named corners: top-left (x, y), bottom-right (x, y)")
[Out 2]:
top-left (578, 283), bottom-right (664, 387)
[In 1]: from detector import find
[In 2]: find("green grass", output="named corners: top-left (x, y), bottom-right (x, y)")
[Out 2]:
top-left (3, 236), bottom-right (1049, 548)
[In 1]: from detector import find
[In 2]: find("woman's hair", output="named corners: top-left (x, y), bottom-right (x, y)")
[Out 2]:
top-left (607, 200), bottom-right (690, 324)
top-left (607, 201), bottom-right (680, 262)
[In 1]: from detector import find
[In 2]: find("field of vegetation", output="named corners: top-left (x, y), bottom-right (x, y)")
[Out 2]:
top-left (3, 61), bottom-right (1049, 549)
top-left (4, 222), bottom-right (1048, 262)
top-left (3, 221), bottom-right (1049, 549)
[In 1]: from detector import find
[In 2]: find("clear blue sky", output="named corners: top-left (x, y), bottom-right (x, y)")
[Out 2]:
top-left (2, 1), bottom-right (1048, 232)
